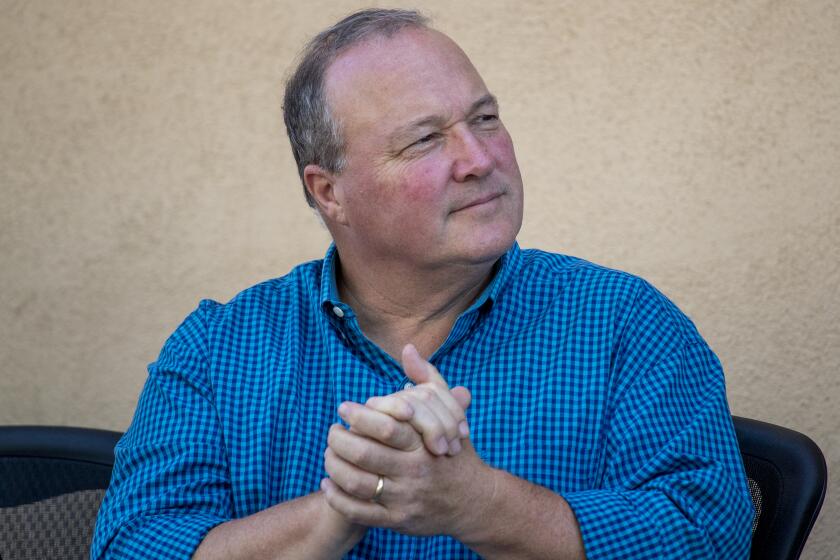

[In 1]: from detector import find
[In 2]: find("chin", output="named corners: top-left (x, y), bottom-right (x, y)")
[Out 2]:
top-left (458, 227), bottom-right (518, 265)
top-left (441, 206), bottom-right (522, 266)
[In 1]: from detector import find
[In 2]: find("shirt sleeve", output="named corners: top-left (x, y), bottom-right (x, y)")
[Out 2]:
top-left (562, 282), bottom-right (754, 559)
top-left (91, 300), bottom-right (232, 559)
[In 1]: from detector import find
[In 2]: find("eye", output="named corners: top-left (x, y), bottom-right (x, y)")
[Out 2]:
top-left (401, 132), bottom-right (440, 154)
top-left (413, 133), bottom-right (438, 146)
top-left (471, 113), bottom-right (502, 132)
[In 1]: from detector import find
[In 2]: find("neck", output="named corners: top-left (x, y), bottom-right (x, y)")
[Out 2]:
top-left (335, 249), bottom-right (497, 360)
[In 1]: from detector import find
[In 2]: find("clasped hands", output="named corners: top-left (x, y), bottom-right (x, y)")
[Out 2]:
top-left (321, 344), bottom-right (493, 538)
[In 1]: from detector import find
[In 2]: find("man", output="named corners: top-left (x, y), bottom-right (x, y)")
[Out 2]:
top-left (92, 9), bottom-right (753, 559)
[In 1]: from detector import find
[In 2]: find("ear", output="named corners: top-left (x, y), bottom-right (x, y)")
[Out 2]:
top-left (303, 164), bottom-right (347, 225)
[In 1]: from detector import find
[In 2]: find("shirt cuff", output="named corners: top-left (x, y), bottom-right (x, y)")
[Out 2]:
top-left (96, 512), bottom-right (226, 559)
top-left (563, 488), bottom-right (713, 560)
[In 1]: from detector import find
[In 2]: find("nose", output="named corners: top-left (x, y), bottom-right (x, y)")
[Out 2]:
top-left (450, 125), bottom-right (494, 182)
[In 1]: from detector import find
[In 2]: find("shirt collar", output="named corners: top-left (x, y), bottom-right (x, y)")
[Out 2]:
top-left (319, 243), bottom-right (347, 315)
top-left (461, 241), bottom-right (520, 314)
top-left (319, 241), bottom-right (521, 314)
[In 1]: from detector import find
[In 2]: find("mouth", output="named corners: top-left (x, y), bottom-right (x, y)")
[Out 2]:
top-left (452, 191), bottom-right (505, 213)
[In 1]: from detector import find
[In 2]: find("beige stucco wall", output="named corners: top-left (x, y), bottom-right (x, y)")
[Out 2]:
top-left (1, 1), bottom-right (837, 556)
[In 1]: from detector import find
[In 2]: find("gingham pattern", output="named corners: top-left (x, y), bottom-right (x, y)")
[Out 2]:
top-left (91, 243), bottom-right (753, 559)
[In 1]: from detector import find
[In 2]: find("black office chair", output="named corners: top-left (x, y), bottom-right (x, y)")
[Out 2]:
top-left (0, 420), bottom-right (826, 559)
top-left (0, 425), bottom-right (122, 560)
top-left (733, 416), bottom-right (827, 560)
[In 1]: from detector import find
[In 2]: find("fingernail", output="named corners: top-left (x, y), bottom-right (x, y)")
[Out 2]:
top-left (436, 436), bottom-right (448, 455)
top-left (449, 438), bottom-right (462, 455)
top-left (459, 421), bottom-right (469, 438)
top-left (338, 403), bottom-right (349, 416)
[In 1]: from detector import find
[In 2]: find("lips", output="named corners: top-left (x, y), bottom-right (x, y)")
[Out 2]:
top-left (453, 191), bottom-right (504, 212)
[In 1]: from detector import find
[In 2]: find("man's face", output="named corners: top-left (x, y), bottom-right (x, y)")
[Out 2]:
top-left (322, 28), bottom-right (524, 271)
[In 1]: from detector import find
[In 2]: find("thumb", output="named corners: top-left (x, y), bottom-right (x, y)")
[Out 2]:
top-left (401, 343), bottom-right (448, 387)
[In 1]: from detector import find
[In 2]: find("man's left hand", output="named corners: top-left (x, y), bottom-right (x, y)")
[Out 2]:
top-left (321, 419), bottom-right (496, 538)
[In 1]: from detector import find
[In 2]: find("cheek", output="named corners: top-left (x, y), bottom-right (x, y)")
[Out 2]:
top-left (396, 160), bottom-right (450, 206)
top-left (488, 129), bottom-right (521, 174)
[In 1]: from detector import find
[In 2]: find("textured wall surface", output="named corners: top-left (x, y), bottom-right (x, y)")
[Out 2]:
top-left (1, 1), bottom-right (837, 556)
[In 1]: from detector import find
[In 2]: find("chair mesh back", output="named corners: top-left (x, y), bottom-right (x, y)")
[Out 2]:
top-left (0, 454), bottom-right (113, 560)
top-left (742, 453), bottom-right (782, 558)
top-left (747, 477), bottom-right (763, 534)
top-left (0, 489), bottom-right (105, 560)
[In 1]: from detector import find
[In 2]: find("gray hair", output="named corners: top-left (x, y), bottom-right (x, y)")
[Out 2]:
top-left (282, 8), bottom-right (431, 207)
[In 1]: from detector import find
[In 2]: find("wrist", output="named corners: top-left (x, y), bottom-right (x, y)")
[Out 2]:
top-left (317, 490), bottom-right (368, 550)
top-left (451, 463), bottom-right (504, 544)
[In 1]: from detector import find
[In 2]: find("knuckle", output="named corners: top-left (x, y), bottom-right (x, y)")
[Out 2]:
top-left (346, 477), bottom-right (366, 496)
top-left (419, 420), bottom-right (442, 441)
top-left (392, 394), bottom-right (410, 411)
top-left (380, 418), bottom-right (398, 441)
top-left (345, 508), bottom-right (367, 525)
top-left (351, 445), bottom-right (371, 466)
top-left (327, 423), bottom-right (342, 444)
top-left (368, 395), bottom-right (389, 412)
top-left (415, 388), bottom-right (435, 402)
top-left (390, 509), bottom-right (411, 530)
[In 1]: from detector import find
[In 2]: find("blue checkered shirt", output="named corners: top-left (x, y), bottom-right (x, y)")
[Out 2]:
top-left (91, 243), bottom-right (753, 559)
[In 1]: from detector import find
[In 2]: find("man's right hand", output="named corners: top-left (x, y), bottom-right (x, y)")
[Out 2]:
top-left (343, 344), bottom-right (471, 456)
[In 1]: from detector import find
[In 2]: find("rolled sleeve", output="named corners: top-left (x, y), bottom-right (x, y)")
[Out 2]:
top-left (91, 301), bottom-right (232, 559)
top-left (564, 342), bottom-right (753, 559)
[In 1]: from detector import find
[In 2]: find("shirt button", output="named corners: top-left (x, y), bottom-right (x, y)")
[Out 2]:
top-left (403, 381), bottom-right (415, 389)
top-left (332, 306), bottom-right (345, 318)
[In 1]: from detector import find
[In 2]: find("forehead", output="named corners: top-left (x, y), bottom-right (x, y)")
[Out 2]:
top-left (323, 28), bottom-right (489, 142)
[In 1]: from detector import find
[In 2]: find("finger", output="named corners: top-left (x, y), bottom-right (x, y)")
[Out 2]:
top-left (338, 401), bottom-right (421, 451)
top-left (320, 478), bottom-right (390, 527)
top-left (401, 344), bottom-right (448, 387)
top-left (364, 395), bottom-right (414, 422)
top-left (408, 383), bottom-right (470, 445)
top-left (401, 345), bottom-right (472, 436)
top-left (450, 386), bottom-right (472, 437)
top-left (450, 386), bottom-right (472, 412)
top-left (369, 390), bottom-right (461, 455)
top-left (327, 423), bottom-right (403, 474)
top-left (418, 384), bottom-right (469, 437)
top-left (401, 387), bottom-right (464, 454)
top-left (323, 447), bottom-right (383, 500)
top-left (397, 391), bottom-right (450, 455)
top-left (401, 346), bottom-right (469, 448)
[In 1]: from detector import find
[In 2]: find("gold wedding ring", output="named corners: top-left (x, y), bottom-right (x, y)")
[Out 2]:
top-left (372, 475), bottom-right (385, 501)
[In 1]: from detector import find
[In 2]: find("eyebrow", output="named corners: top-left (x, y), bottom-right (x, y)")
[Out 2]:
top-left (389, 93), bottom-right (499, 146)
